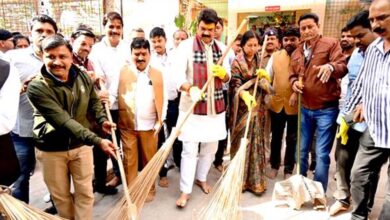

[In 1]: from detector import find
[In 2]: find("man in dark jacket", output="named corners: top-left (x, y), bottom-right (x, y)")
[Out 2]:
top-left (27, 35), bottom-right (116, 220)
top-left (290, 13), bottom-right (347, 192)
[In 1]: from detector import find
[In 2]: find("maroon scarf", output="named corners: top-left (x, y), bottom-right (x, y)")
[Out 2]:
top-left (192, 35), bottom-right (225, 115)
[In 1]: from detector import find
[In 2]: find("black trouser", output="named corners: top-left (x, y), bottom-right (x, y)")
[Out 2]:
top-left (269, 109), bottom-right (297, 174)
top-left (159, 97), bottom-right (183, 177)
top-left (333, 128), bottom-right (365, 204)
top-left (93, 110), bottom-right (120, 187)
top-left (0, 133), bottom-right (20, 186)
top-left (214, 90), bottom-right (228, 167)
top-left (351, 130), bottom-right (388, 220)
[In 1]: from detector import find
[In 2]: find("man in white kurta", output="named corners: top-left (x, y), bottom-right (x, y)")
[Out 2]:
top-left (89, 12), bottom-right (131, 188)
top-left (173, 8), bottom-right (231, 208)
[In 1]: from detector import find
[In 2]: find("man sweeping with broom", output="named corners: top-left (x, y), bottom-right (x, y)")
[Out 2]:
top-left (290, 13), bottom-right (347, 192)
top-left (173, 8), bottom-right (231, 208)
top-left (27, 35), bottom-right (116, 220)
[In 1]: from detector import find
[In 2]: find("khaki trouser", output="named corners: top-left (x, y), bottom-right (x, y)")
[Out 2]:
top-left (121, 129), bottom-right (157, 193)
top-left (37, 146), bottom-right (94, 220)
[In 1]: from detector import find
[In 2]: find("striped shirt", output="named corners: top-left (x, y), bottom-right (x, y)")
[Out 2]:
top-left (345, 38), bottom-right (390, 148)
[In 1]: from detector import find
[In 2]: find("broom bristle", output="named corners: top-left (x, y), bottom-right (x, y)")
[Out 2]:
top-left (0, 187), bottom-right (64, 220)
top-left (106, 130), bottom-right (177, 219)
top-left (194, 138), bottom-right (247, 220)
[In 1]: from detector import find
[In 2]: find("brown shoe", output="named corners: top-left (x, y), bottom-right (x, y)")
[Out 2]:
top-left (106, 176), bottom-right (121, 187)
top-left (159, 177), bottom-right (169, 188)
top-left (266, 169), bottom-right (278, 179)
top-left (145, 191), bottom-right (156, 203)
top-left (215, 165), bottom-right (224, 173)
top-left (329, 201), bottom-right (350, 216)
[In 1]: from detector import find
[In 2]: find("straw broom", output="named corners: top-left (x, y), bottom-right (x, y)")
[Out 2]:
top-left (98, 80), bottom-right (137, 220)
top-left (194, 35), bottom-right (269, 220)
top-left (105, 18), bottom-right (249, 219)
top-left (0, 185), bottom-right (64, 220)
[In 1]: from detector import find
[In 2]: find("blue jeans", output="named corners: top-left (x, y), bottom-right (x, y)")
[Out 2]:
top-left (299, 106), bottom-right (338, 192)
top-left (11, 133), bottom-right (36, 203)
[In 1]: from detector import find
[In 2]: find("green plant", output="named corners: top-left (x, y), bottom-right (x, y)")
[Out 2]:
top-left (189, 20), bottom-right (197, 36)
top-left (174, 13), bottom-right (197, 36)
top-left (174, 13), bottom-right (185, 29)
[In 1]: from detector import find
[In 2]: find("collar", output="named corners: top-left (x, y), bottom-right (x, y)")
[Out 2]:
top-left (201, 39), bottom-right (214, 48)
top-left (281, 49), bottom-right (292, 57)
top-left (41, 64), bottom-right (78, 86)
top-left (152, 50), bottom-right (168, 58)
top-left (263, 49), bottom-right (276, 57)
top-left (304, 35), bottom-right (321, 48)
top-left (27, 46), bottom-right (42, 62)
top-left (73, 53), bottom-right (88, 67)
top-left (136, 65), bottom-right (150, 75)
top-left (103, 36), bottom-right (122, 49)
top-left (0, 50), bottom-right (7, 61)
top-left (373, 38), bottom-right (388, 55)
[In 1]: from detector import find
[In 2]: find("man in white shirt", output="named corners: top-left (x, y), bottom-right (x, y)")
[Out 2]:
top-left (117, 38), bottom-right (166, 202)
top-left (213, 17), bottom-right (235, 173)
top-left (150, 27), bottom-right (184, 188)
top-left (7, 15), bottom-right (57, 204)
top-left (0, 58), bottom-right (20, 186)
top-left (0, 59), bottom-right (19, 138)
top-left (173, 8), bottom-right (230, 208)
top-left (89, 11), bottom-right (131, 188)
top-left (215, 17), bottom-right (224, 42)
top-left (172, 30), bottom-right (188, 49)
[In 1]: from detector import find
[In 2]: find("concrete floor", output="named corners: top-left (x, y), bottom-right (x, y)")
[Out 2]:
top-left (28, 147), bottom-right (387, 220)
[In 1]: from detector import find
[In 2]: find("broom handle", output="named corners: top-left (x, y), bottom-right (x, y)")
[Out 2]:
top-left (243, 35), bottom-right (269, 139)
top-left (99, 80), bottom-right (136, 220)
top-left (296, 77), bottom-right (303, 176)
top-left (174, 18), bottom-right (249, 133)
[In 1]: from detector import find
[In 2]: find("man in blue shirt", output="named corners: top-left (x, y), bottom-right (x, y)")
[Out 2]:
top-left (330, 10), bottom-right (378, 216)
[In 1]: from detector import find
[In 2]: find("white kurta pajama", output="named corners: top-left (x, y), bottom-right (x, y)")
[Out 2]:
top-left (173, 37), bottom-right (230, 194)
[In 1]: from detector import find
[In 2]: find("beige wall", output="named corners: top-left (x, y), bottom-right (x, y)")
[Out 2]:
top-left (228, 0), bottom-right (327, 39)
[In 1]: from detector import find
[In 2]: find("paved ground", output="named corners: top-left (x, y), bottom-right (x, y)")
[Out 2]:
top-left (28, 146), bottom-right (387, 220)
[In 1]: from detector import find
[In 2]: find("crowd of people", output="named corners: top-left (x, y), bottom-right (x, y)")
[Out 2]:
top-left (0, 0), bottom-right (389, 219)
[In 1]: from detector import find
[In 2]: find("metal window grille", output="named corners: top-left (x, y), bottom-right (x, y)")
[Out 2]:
top-left (0, 0), bottom-right (103, 37)
top-left (49, 0), bottom-right (103, 37)
top-left (323, 0), bottom-right (365, 38)
top-left (0, 0), bottom-right (37, 35)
